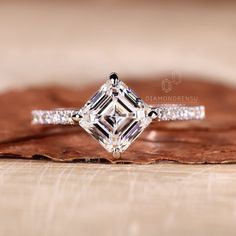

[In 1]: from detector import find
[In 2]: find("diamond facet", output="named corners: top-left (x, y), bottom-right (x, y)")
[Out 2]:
top-left (79, 78), bottom-right (152, 153)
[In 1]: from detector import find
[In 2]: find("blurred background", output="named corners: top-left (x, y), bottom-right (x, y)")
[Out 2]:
top-left (0, 0), bottom-right (235, 91)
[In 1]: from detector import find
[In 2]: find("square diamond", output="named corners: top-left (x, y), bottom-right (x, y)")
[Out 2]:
top-left (79, 79), bottom-right (152, 153)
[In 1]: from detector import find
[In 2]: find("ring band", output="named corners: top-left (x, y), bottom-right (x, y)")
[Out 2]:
top-left (32, 105), bottom-right (205, 125)
top-left (32, 73), bottom-right (205, 158)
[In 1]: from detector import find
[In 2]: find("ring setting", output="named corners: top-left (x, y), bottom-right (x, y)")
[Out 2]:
top-left (32, 73), bottom-right (205, 159)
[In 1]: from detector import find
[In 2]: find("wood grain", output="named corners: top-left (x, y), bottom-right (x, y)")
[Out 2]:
top-left (0, 159), bottom-right (236, 236)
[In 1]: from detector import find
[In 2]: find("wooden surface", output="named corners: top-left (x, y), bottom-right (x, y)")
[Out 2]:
top-left (0, 159), bottom-right (236, 236)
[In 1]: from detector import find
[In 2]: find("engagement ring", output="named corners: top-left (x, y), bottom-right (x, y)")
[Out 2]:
top-left (32, 73), bottom-right (205, 159)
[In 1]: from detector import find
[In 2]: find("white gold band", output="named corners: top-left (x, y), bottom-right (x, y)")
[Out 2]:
top-left (32, 105), bottom-right (205, 125)
top-left (152, 104), bottom-right (205, 121)
top-left (32, 109), bottom-right (76, 125)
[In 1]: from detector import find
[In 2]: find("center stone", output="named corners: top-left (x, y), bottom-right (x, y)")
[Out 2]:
top-left (79, 79), bottom-right (152, 153)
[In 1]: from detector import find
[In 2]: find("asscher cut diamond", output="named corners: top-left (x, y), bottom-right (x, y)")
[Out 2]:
top-left (79, 78), bottom-right (152, 153)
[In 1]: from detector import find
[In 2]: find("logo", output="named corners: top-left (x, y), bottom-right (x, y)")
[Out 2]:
top-left (144, 72), bottom-right (199, 105)
top-left (161, 72), bottom-right (182, 93)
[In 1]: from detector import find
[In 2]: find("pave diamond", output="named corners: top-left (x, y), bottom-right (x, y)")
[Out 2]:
top-left (79, 78), bottom-right (152, 153)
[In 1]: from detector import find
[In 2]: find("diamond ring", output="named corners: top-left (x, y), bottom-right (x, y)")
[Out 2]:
top-left (32, 73), bottom-right (205, 159)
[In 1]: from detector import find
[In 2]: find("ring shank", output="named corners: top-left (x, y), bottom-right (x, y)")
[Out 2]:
top-left (152, 104), bottom-right (205, 121)
top-left (32, 109), bottom-right (76, 125)
top-left (32, 105), bottom-right (205, 125)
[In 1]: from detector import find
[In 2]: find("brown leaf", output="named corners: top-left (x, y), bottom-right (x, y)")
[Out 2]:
top-left (0, 75), bottom-right (236, 164)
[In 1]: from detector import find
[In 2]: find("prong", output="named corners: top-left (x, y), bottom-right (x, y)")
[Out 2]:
top-left (109, 72), bottom-right (119, 86)
top-left (148, 110), bottom-right (158, 120)
top-left (72, 111), bottom-right (82, 123)
top-left (113, 148), bottom-right (121, 159)
top-left (136, 98), bottom-right (144, 108)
